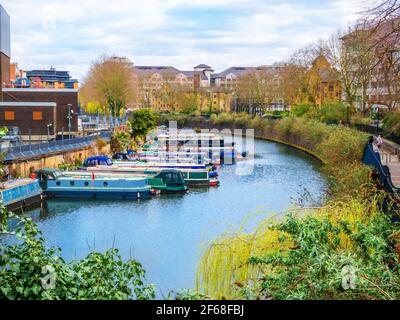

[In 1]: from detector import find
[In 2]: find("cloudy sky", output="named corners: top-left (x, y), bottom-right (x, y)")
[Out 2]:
top-left (1, 0), bottom-right (370, 81)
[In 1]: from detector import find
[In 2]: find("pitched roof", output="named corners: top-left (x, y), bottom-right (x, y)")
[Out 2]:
top-left (181, 71), bottom-right (195, 77)
top-left (211, 67), bottom-right (256, 78)
top-left (194, 64), bottom-right (213, 69)
top-left (135, 66), bottom-right (181, 78)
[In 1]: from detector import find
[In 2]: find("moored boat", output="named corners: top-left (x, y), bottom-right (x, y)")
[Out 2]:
top-left (84, 165), bottom-right (220, 187)
top-left (112, 160), bottom-right (208, 170)
top-left (0, 178), bottom-right (43, 212)
top-left (64, 169), bottom-right (188, 194)
top-left (35, 168), bottom-right (151, 200)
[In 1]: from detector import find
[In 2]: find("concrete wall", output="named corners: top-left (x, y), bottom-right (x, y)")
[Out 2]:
top-left (7, 143), bottom-right (110, 178)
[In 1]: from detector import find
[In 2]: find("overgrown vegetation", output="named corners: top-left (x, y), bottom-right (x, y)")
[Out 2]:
top-left (58, 159), bottom-right (83, 172)
top-left (0, 210), bottom-right (155, 300)
top-left (382, 111), bottom-right (400, 139)
top-left (195, 113), bottom-right (400, 300)
top-left (110, 130), bottom-right (133, 153)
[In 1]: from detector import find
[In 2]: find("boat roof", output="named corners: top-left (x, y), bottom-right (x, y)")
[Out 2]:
top-left (70, 167), bottom-right (180, 178)
top-left (57, 175), bottom-right (146, 181)
top-left (91, 166), bottom-right (208, 173)
top-left (0, 178), bottom-right (38, 190)
top-left (113, 161), bottom-right (206, 168)
top-left (35, 167), bottom-right (63, 175)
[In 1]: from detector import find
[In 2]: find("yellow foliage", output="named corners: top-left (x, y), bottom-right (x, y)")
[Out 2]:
top-left (196, 197), bottom-right (382, 299)
top-left (196, 216), bottom-right (294, 299)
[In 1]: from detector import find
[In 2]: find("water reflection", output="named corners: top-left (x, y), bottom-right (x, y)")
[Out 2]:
top-left (15, 139), bottom-right (327, 297)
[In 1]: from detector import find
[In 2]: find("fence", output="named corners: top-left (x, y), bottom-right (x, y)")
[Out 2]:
top-left (1, 131), bottom-right (112, 162)
top-left (362, 142), bottom-right (399, 195)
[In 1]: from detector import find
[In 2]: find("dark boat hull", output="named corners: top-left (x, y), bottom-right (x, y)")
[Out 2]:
top-left (43, 190), bottom-right (151, 200)
top-left (6, 193), bottom-right (44, 212)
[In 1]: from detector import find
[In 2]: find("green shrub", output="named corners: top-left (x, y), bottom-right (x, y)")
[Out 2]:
top-left (110, 131), bottom-right (132, 153)
top-left (317, 126), bottom-right (367, 166)
top-left (290, 103), bottom-right (313, 117)
top-left (249, 206), bottom-right (400, 300)
top-left (318, 101), bottom-right (348, 125)
top-left (0, 210), bottom-right (155, 300)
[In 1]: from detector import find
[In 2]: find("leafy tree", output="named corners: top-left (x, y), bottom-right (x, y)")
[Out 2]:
top-left (79, 55), bottom-right (139, 124)
top-left (0, 210), bottom-right (155, 300)
top-left (129, 109), bottom-right (157, 139)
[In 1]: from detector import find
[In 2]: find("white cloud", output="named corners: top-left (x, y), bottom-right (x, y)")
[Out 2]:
top-left (1, 0), bottom-right (368, 80)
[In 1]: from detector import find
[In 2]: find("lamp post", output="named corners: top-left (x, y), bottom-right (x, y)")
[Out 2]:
top-left (67, 104), bottom-right (74, 139)
top-left (47, 124), bottom-right (53, 147)
top-left (376, 109), bottom-right (380, 134)
top-left (46, 124), bottom-right (53, 142)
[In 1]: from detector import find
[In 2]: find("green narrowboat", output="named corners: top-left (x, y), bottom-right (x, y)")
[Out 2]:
top-left (66, 169), bottom-right (188, 193)
top-left (85, 166), bottom-right (219, 187)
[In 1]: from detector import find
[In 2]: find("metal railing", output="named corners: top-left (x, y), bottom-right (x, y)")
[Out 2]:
top-left (362, 142), bottom-right (399, 195)
top-left (1, 131), bottom-right (112, 162)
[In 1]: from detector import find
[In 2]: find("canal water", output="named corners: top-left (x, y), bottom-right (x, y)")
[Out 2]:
top-left (22, 139), bottom-right (327, 297)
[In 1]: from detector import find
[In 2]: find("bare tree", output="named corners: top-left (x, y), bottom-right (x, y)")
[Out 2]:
top-left (276, 63), bottom-right (307, 107)
top-left (359, 0), bottom-right (400, 110)
top-left (287, 43), bottom-right (324, 106)
top-left (324, 27), bottom-right (375, 114)
top-left (236, 67), bottom-right (278, 115)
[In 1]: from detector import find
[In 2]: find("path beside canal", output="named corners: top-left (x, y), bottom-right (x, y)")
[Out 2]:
top-left (376, 138), bottom-right (400, 188)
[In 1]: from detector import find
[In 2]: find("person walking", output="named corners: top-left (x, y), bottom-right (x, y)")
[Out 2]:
top-left (376, 135), bottom-right (384, 150)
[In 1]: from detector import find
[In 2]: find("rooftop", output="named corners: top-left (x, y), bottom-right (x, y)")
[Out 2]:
top-left (194, 64), bottom-right (213, 69)
top-left (2, 88), bottom-right (78, 93)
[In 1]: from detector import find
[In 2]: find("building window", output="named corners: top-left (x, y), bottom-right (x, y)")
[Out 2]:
top-left (33, 111), bottom-right (43, 121)
top-left (5, 111), bottom-right (15, 121)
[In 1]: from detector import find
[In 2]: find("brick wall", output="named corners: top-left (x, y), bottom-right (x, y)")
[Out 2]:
top-left (0, 52), bottom-right (10, 89)
top-left (2, 90), bottom-right (79, 133)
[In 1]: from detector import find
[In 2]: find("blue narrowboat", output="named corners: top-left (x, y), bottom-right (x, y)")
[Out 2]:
top-left (35, 168), bottom-right (151, 200)
top-left (0, 179), bottom-right (43, 211)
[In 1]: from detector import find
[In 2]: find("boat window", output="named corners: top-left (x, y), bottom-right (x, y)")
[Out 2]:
top-left (103, 182), bottom-right (108, 187)
top-left (53, 170), bottom-right (64, 179)
top-left (56, 181), bottom-right (61, 186)
top-left (164, 173), bottom-right (180, 181)
top-left (84, 181), bottom-right (89, 186)
top-left (70, 181), bottom-right (75, 186)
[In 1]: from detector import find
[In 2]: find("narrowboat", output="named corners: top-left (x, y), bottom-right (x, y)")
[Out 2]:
top-left (85, 156), bottom-right (209, 170)
top-left (114, 151), bottom-right (214, 165)
top-left (35, 168), bottom-right (151, 200)
top-left (112, 160), bottom-right (208, 170)
top-left (0, 179), bottom-right (43, 212)
top-left (84, 166), bottom-right (220, 187)
top-left (64, 169), bottom-right (188, 194)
